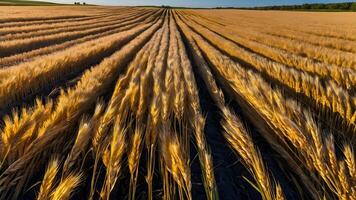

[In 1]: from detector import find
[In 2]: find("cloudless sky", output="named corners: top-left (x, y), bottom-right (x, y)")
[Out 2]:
top-left (47, 0), bottom-right (350, 7)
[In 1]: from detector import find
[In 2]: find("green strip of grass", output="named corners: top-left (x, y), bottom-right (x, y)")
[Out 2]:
top-left (0, 0), bottom-right (62, 6)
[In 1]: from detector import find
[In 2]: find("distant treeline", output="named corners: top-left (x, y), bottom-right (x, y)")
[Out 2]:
top-left (216, 2), bottom-right (356, 11)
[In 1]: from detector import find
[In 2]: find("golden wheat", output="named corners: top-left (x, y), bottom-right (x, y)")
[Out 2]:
top-left (0, 7), bottom-right (355, 200)
top-left (0, 15), bottom-right (163, 199)
top-left (0, 9), bottom-right (139, 36)
top-left (183, 13), bottom-right (356, 90)
top-left (37, 158), bottom-right (59, 200)
top-left (177, 13), bottom-right (356, 198)
top-left (50, 173), bottom-right (82, 200)
top-left (100, 117), bottom-right (126, 200)
top-left (0, 16), bottom-right (159, 109)
top-left (177, 16), bottom-right (285, 199)
top-left (180, 13), bottom-right (356, 132)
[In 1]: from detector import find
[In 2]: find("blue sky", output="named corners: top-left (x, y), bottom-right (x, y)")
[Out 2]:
top-left (47, 0), bottom-right (349, 7)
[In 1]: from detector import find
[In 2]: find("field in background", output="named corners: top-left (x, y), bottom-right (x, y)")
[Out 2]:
top-left (0, 6), bottom-right (355, 200)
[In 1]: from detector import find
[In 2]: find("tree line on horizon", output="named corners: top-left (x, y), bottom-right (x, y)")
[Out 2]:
top-left (215, 2), bottom-right (356, 11)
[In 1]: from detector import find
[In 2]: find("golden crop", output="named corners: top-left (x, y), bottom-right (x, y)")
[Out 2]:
top-left (0, 6), bottom-right (354, 200)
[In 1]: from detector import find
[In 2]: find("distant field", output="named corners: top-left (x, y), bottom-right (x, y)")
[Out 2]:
top-left (0, 6), bottom-right (355, 200)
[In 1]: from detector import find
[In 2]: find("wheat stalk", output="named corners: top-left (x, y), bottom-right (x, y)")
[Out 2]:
top-left (37, 158), bottom-right (59, 200)
top-left (50, 173), bottom-right (82, 200)
top-left (100, 116), bottom-right (126, 200)
top-left (128, 125), bottom-right (143, 200)
top-left (160, 126), bottom-right (192, 200)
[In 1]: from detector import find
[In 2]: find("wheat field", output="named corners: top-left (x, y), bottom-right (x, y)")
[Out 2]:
top-left (0, 6), bottom-right (355, 200)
